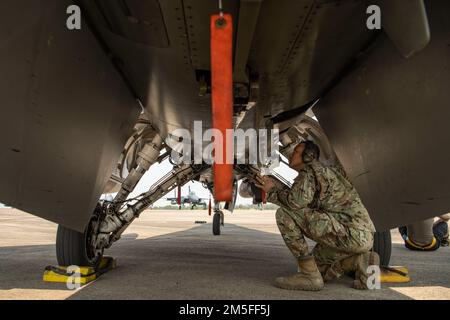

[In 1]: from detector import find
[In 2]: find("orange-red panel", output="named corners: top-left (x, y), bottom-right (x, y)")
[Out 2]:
top-left (211, 14), bottom-right (233, 202)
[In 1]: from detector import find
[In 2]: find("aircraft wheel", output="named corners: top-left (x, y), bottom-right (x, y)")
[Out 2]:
top-left (56, 217), bottom-right (102, 267)
top-left (373, 230), bottom-right (392, 266)
top-left (213, 212), bottom-right (221, 236)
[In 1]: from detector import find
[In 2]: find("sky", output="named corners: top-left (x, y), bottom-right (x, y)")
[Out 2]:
top-left (125, 158), bottom-right (299, 206)
top-left (1, 116), bottom-right (317, 208)
top-left (124, 114), bottom-right (318, 205)
top-left (0, 157), bottom-right (299, 208)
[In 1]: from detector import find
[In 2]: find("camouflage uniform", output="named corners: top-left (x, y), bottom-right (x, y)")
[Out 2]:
top-left (267, 159), bottom-right (376, 277)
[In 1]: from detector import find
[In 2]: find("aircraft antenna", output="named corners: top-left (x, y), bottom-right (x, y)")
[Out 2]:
top-left (218, 0), bottom-right (224, 19)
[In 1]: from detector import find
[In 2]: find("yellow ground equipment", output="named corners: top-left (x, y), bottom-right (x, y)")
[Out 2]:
top-left (380, 266), bottom-right (410, 283)
top-left (43, 256), bottom-right (116, 286)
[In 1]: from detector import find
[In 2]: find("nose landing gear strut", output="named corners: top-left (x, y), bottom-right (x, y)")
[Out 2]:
top-left (212, 202), bottom-right (225, 236)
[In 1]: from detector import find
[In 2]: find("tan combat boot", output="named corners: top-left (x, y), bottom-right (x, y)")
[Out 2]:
top-left (274, 256), bottom-right (324, 291)
top-left (339, 251), bottom-right (380, 290)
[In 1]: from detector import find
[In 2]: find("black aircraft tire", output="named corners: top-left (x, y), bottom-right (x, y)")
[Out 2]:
top-left (213, 213), bottom-right (221, 236)
top-left (373, 230), bottom-right (392, 266)
top-left (56, 224), bottom-right (101, 267)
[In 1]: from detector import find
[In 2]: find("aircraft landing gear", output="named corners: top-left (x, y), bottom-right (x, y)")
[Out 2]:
top-left (373, 230), bottom-right (392, 266)
top-left (56, 209), bottom-right (104, 267)
top-left (212, 210), bottom-right (224, 236)
top-left (212, 179), bottom-right (236, 235)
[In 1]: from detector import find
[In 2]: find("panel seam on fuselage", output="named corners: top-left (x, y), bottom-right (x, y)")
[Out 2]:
top-left (279, 0), bottom-right (316, 73)
top-left (181, 0), bottom-right (194, 67)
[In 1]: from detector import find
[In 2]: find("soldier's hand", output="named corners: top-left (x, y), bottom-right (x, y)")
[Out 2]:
top-left (255, 175), bottom-right (276, 193)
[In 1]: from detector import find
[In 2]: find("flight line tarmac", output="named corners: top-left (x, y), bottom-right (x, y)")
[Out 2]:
top-left (0, 208), bottom-right (449, 300)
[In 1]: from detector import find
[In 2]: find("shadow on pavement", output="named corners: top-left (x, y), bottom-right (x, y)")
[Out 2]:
top-left (0, 223), bottom-right (448, 299)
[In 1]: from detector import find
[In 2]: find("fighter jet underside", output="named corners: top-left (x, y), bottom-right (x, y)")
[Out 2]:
top-left (1, 0), bottom-right (449, 266)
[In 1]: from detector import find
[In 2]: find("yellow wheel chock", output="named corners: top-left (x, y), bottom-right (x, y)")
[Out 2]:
top-left (43, 256), bottom-right (116, 286)
top-left (380, 266), bottom-right (410, 283)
